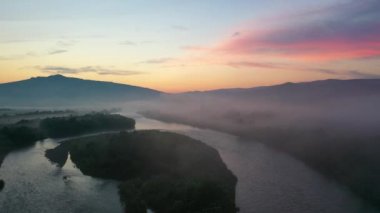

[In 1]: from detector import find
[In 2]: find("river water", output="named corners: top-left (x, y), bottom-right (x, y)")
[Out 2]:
top-left (0, 112), bottom-right (378, 213)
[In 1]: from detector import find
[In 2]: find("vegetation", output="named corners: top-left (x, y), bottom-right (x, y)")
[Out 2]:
top-left (46, 130), bottom-right (238, 213)
top-left (0, 113), bottom-right (135, 167)
top-left (0, 109), bottom-right (75, 121)
top-left (40, 113), bottom-right (135, 138)
top-left (45, 144), bottom-right (69, 167)
top-left (119, 176), bottom-right (236, 213)
top-left (0, 179), bottom-right (4, 191)
top-left (17, 110), bottom-right (75, 116)
top-left (0, 126), bottom-right (44, 148)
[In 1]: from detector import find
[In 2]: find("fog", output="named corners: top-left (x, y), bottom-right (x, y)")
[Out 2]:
top-left (127, 93), bottom-right (380, 209)
top-left (2, 88), bottom-right (379, 211)
top-left (137, 94), bottom-right (380, 137)
top-left (4, 87), bottom-right (378, 209)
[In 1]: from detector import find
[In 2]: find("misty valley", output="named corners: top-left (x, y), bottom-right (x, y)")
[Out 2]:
top-left (0, 75), bottom-right (379, 213)
top-left (2, 0), bottom-right (380, 212)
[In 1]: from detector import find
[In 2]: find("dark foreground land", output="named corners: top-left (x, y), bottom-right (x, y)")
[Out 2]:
top-left (46, 130), bottom-right (238, 213)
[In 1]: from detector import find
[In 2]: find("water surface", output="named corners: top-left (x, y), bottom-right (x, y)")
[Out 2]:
top-left (0, 139), bottom-right (123, 213)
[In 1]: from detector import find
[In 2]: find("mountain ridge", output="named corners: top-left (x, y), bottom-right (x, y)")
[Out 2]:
top-left (183, 78), bottom-right (380, 93)
top-left (182, 78), bottom-right (380, 104)
top-left (0, 74), bottom-right (162, 107)
top-left (2, 75), bottom-right (380, 106)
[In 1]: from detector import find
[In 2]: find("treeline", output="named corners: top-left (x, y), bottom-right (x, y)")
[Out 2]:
top-left (18, 110), bottom-right (75, 116)
top-left (40, 113), bottom-right (135, 138)
top-left (0, 113), bottom-right (135, 147)
top-left (0, 113), bottom-right (135, 166)
top-left (0, 126), bottom-right (44, 148)
top-left (0, 109), bottom-right (74, 118)
top-left (0, 125), bottom-right (44, 170)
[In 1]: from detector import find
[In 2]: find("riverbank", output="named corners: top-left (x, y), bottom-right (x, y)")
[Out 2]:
top-left (0, 149), bottom-right (9, 167)
top-left (0, 146), bottom-right (12, 192)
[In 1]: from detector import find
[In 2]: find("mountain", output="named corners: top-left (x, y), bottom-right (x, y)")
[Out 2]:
top-left (2, 76), bottom-right (380, 107)
top-left (187, 79), bottom-right (380, 104)
top-left (0, 75), bottom-right (162, 107)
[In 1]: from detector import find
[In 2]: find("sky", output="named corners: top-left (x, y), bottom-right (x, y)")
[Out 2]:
top-left (0, 0), bottom-right (380, 92)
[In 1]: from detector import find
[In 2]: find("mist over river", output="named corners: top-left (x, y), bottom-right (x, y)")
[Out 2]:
top-left (0, 111), bottom-right (377, 213)
top-left (131, 114), bottom-right (378, 213)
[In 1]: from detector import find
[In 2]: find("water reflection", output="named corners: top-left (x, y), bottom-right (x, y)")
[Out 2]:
top-left (0, 139), bottom-right (123, 213)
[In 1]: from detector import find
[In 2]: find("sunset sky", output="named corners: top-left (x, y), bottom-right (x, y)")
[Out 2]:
top-left (1, 0), bottom-right (380, 92)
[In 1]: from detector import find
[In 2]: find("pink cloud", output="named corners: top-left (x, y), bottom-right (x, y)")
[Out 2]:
top-left (228, 60), bottom-right (380, 79)
top-left (211, 0), bottom-right (380, 61)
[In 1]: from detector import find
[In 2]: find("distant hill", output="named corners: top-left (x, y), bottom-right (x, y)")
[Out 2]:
top-left (0, 75), bottom-right (162, 107)
top-left (186, 79), bottom-right (380, 104)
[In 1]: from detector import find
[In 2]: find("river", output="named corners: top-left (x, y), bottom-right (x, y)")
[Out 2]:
top-left (0, 112), bottom-right (378, 213)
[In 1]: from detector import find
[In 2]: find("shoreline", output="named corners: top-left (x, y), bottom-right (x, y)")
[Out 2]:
top-left (0, 148), bottom-right (11, 168)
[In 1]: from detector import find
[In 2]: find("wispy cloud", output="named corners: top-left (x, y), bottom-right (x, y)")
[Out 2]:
top-left (119, 40), bottom-right (156, 46)
top-left (48, 49), bottom-right (68, 55)
top-left (229, 61), bottom-right (340, 74)
top-left (0, 56), bottom-right (19, 61)
top-left (34, 66), bottom-right (143, 76)
top-left (56, 40), bottom-right (77, 47)
top-left (345, 70), bottom-right (380, 79)
top-left (0, 39), bottom-right (75, 60)
top-left (37, 66), bottom-right (78, 74)
top-left (228, 60), bottom-right (380, 79)
top-left (0, 49), bottom-right (68, 60)
top-left (140, 57), bottom-right (175, 64)
top-left (231, 32), bottom-right (240, 37)
top-left (203, 0), bottom-right (380, 61)
top-left (1, 43), bottom-right (70, 60)
top-left (0, 52), bottom-right (37, 60)
top-left (228, 61), bottom-right (286, 70)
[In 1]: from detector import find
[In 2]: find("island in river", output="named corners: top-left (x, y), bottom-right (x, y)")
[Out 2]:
top-left (46, 130), bottom-right (238, 213)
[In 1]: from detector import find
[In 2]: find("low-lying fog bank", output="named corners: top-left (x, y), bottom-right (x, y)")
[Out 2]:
top-left (136, 93), bottom-right (380, 210)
